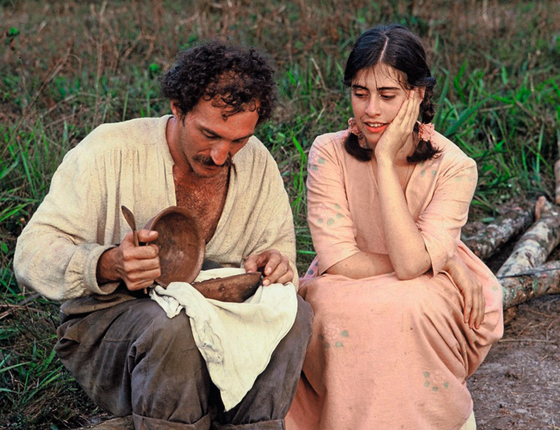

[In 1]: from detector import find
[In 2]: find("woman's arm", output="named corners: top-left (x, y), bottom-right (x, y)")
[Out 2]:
top-left (375, 90), bottom-right (432, 279)
top-left (376, 157), bottom-right (432, 279)
top-left (326, 251), bottom-right (394, 278)
top-left (306, 134), bottom-right (403, 279)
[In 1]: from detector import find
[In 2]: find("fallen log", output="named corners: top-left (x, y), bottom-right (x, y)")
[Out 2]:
top-left (463, 202), bottom-right (533, 261)
top-left (497, 197), bottom-right (560, 279)
top-left (555, 159), bottom-right (560, 204)
top-left (498, 261), bottom-right (560, 310)
top-left (496, 197), bottom-right (560, 311)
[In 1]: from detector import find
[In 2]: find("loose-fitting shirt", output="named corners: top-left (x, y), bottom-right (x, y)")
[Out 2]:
top-left (14, 115), bottom-right (297, 314)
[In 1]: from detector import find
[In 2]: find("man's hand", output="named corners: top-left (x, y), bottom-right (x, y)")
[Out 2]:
top-left (445, 256), bottom-right (485, 329)
top-left (243, 249), bottom-right (293, 286)
top-left (97, 229), bottom-right (160, 291)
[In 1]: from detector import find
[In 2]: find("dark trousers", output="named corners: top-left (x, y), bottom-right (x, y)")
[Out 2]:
top-left (55, 295), bottom-right (312, 430)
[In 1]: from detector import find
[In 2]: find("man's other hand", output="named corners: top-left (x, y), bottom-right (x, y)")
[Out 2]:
top-left (243, 249), bottom-right (293, 286)
top-left (97, 229), bottom-right (160, 291)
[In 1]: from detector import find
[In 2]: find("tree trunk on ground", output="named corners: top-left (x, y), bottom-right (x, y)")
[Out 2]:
top-left (463, 202), bottom-right (534, 261)
top-left (499, 261), bottom-right (560, 310)
top-left (496, 197), bottom-right (560, 310)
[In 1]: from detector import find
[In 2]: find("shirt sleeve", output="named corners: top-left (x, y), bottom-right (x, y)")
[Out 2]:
top-left (244, 150), bottom-right (299, 288)
top-left (14, 145), bottom-right (120, 301)
top-left (417, 155), bottom-right (478, 275)
top-left (306, 135), bottom-right (361, 274)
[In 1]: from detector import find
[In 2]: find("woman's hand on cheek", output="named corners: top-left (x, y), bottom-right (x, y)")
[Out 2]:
top-left (375, 90), bottom-right (422, 162)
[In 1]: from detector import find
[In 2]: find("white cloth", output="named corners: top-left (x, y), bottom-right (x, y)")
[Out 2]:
top-left (150, 267), bottom-right (298, 411)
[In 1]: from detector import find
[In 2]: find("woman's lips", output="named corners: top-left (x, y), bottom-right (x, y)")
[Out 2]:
top-left (363, 122), bottom-right (388, 134)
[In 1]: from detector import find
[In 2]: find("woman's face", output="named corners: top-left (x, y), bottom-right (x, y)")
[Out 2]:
top-left (351, 64), bottom-right (409, 148)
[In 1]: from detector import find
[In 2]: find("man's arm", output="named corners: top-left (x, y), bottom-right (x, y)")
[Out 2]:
top-left (14, 145), bottom-right (116, 301)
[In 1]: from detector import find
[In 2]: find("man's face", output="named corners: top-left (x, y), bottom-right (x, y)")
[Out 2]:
top-left (171, 97), bottom-right (259, 178)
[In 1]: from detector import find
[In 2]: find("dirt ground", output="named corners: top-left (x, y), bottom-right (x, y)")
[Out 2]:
top-left (469, 294), bottom-right (560, 430)
top-left (465, 205), bottom-right (560, 430)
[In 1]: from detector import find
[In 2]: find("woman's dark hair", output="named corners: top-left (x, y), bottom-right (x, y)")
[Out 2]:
top-left (161, 41), bottom-right (277, 126)
top-left (343, 24), bottom-right (440, 163)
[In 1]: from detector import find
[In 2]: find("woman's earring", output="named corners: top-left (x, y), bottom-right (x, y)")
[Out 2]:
top-left (418, 122), bottom-right (435, 142)
top-left (348, 118), bottom-right (367, 148)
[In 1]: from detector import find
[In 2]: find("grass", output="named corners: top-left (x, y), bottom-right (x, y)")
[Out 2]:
top-left (1, 0), bottom-right (560, 427)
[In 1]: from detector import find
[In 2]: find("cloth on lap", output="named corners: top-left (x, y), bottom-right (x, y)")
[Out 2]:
top-left (151, 267), bottom-right (298, 411)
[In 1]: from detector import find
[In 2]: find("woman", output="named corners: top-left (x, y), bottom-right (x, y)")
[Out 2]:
top-left (286, 25), bottom-right (503, 430)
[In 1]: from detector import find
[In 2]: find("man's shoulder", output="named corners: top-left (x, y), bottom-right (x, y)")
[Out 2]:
top-left (80, 116), bottom-right (169, 152)
top-left (235, 136), bottom-right (276, 169)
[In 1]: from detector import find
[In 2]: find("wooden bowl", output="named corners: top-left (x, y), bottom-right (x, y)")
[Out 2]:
top-left (144, 206), bottom-right (205, 286)
top-left (193, 272), bottom-right (262, 303)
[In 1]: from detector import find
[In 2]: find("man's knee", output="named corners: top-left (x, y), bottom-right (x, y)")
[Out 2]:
top-left (132, 301), bottom-right (202, 367)
top-left (295, 295), bottom-right (313, 341)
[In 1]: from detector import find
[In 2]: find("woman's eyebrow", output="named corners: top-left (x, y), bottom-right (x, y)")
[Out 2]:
top-left (377, 86), bottom-right (400, 91)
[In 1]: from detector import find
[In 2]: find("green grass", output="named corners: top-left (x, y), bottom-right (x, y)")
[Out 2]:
top-left (1, 0), bottom-right (560, 427)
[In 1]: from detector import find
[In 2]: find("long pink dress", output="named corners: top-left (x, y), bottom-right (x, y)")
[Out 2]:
top-left (286, 130), bottom-right (504, 430)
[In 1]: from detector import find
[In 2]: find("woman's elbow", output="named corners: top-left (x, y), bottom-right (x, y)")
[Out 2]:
top-left (393, 261), bottom-right (431, 280)
top-left (394, 268), bottom-right (418, 280)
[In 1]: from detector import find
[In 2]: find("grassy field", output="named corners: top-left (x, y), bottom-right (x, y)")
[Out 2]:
top-left (1, 0), bottom-right (560, 428)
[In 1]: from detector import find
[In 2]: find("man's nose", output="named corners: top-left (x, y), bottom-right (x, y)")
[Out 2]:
top-left (211, 142), bottom-right (230, 166)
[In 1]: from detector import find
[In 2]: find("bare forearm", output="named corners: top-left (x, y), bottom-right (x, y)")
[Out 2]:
top-left (377, 159), bottom-right (431, 278)
top-left (96, 248), bottom-right (122, 284)
top-left (326, 251), bottom-right (394, 279)
top-left (442, 255), bottom-right (464, 279)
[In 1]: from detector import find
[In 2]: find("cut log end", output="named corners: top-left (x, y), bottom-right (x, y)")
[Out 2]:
top-left (534, 195), bottom-right (547, 222)
top-left (554, 159), bottom-right (560, 204)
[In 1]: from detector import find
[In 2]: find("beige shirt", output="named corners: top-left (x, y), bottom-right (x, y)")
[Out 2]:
top-left (14, 115), bottom-right (297, 313)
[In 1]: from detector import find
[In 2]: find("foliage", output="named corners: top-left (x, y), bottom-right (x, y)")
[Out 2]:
top-left (1, 0), bottom-right (559, 427)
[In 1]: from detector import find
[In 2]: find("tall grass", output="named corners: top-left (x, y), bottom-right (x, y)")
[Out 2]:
top-left (1, 0), bottom-right (560, 427)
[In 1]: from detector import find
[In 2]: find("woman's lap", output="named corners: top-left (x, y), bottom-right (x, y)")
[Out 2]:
top-left (288, 269), bottom-right (501, 430)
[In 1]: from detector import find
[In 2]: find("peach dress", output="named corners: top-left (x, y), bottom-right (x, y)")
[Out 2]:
top-left (286, 129), bottom-right (504, 430)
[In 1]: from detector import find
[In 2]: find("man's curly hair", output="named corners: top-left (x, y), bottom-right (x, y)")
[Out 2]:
top-left (160, 41), bottom-right (277, 125)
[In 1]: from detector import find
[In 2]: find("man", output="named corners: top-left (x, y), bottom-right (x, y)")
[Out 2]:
top-left (14, 41), bottom-right (312, 430)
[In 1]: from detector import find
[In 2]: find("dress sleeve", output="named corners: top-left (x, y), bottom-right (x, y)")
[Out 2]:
top-left (306, 135), bottom-right (361, 274)
top-left (417, 155), bottom-right (478, 275)
top-left (14, 145), bottom-right (119, 301)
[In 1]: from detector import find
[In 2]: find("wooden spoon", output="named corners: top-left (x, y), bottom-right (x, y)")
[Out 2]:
top-left (121, 205), bottom-right (146, 293)
top-left (121, 205), bottom-right (139, 247)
